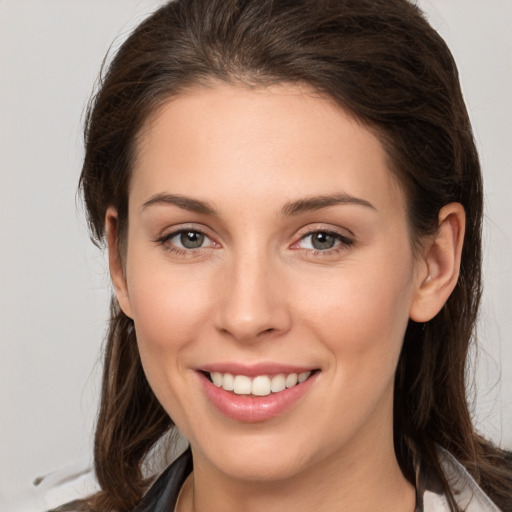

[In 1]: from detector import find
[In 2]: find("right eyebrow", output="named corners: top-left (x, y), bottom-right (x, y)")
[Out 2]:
top-left (141, 193), bottom-right (217, 215)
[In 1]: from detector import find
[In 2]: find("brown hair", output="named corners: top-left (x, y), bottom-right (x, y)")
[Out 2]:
top-left (77, 0), bottom-right (512, 510)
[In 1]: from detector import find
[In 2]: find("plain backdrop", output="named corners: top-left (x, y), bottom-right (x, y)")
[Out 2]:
top-left (1, 0), bottom-right (511, 509)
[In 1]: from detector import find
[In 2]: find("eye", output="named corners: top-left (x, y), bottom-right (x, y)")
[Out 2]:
top-left (173, 230), bottom-right (207, 249)
top-left (294, 230), bottom-right (353, 252)
top-left (158, 229), bottom-right (217, 252)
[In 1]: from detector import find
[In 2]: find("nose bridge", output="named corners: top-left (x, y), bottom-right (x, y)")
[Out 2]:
top-left (215, 244), bottom-right (290, 342)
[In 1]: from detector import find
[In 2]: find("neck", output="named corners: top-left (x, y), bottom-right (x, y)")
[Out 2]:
top-left (178, 431), bottom-right (415, 512)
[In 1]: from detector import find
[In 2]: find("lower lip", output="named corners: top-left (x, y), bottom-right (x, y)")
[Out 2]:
top-left (199, 372), bottom-right (318, 423)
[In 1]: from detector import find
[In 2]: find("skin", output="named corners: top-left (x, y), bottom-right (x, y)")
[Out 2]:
top-left (106, 83), bottom-right (465, 512)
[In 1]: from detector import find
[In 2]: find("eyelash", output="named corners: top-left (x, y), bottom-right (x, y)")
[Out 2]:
top-left (292, 229), bottom-right (354, 257)
top-left (156, 228), bottom-right (217, 256)
top-left (156, 228), bottom-right (354, 257)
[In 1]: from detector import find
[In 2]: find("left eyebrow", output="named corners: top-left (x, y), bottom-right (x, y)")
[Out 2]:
top-left (281, 193), bottom-right (377, 216)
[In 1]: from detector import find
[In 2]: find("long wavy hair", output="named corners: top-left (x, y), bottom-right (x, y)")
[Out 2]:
top-left (75, 0), bottom-right (512, 510)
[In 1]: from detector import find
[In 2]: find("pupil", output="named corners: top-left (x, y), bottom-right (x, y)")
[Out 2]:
top-left (180, 231), bottom-right (204, 249)
top-left (312, 232), bottom-right (335, 250)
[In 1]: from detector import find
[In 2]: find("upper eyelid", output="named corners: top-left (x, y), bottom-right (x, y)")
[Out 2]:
top-left (157, 224), bottom-right (214, 240)
top-left (293, 225), bottom-right (355, 241)
top-left (298, 232), bottom-right (352, 244)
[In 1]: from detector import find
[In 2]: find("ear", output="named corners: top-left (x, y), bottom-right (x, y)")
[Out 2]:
top-left (105, 207), bottom-right (133, 319)
top-left (409, 203), bottom-right (465, 322)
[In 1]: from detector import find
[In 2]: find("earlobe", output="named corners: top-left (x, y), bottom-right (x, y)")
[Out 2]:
top-left (409, 203), bottom-right (465, 323)
top-left (105, 207), bottom-right (133, 319)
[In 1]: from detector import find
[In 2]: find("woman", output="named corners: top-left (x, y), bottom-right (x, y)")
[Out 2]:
top-left (63, 0), bottom-right (512, 510)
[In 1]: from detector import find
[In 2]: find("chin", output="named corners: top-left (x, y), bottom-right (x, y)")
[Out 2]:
top-left (190, 427), bottom-right (330, 483)
top-left (215, 450), bottom-right (311, 482)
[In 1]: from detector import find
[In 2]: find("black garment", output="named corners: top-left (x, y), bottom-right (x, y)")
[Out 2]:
top-left (132, 449), bottom-right (193, 512)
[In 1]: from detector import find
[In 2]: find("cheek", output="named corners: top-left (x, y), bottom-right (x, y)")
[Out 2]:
top-left (124, 258), bottom-right (217, 422)
top-left (297, 252), bottom-right (415, 366)
top-left (125, 252), bottom-right (215, 358)
top-left (298, 262), bottom-right (414, 426)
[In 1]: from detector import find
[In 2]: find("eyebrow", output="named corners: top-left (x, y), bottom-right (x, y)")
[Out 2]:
top-left (142, 193), bottom-right (217, 215)
top-left (141, 192), bottom-right (376, 216)
top-left (281, 193), bottom-right (376, 216)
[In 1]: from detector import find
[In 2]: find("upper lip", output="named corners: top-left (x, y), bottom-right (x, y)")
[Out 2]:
top-left (198, 362), bottom-right (317, 377)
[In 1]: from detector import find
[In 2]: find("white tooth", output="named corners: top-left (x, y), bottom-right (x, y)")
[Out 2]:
top-left (233, 375), bottom-right (252, 395)
top-left (251, 376), bottom-right (271, 396)
top-left (271, 374), bottom-right (286, 393)
top-left (222, 373), bottom-right (235, 391)
top-left (285, 373), bottom-right (298, 388)
top-left (210, 372), bottom-right (222, 387)
top-left (298, 371), bottom-right (311, 383)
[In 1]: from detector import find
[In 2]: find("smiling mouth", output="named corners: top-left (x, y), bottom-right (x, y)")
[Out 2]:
top-left (204, 370), bottom-right (318, 397)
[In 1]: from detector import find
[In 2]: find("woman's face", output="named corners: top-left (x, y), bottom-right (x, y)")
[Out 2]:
top-left (114, 83), bottom-right (428, 482)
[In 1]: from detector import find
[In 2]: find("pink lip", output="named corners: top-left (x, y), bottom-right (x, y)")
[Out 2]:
top-left (198, 369), bottom-right (318, 423)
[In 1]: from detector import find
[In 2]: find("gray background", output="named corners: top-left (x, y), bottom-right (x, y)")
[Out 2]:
top-left (1, 0), bottom-right (511, 508)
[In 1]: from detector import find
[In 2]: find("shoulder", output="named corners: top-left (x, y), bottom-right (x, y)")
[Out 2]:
top-left (438, 446), bottom-right (503, 512)
top-left (13, 459), bottom-right (99, 512)
top-left (420, 446), bottom-right (503, 512)
top-left (19, 433), bottom-right (189, 512)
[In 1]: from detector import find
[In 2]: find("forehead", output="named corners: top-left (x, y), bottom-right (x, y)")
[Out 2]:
top-left (131, 83), bottom-right (405, 216)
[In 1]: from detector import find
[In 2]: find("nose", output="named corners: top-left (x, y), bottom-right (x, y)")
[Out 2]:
top-left (214, 248), bottom-right (292, 343)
